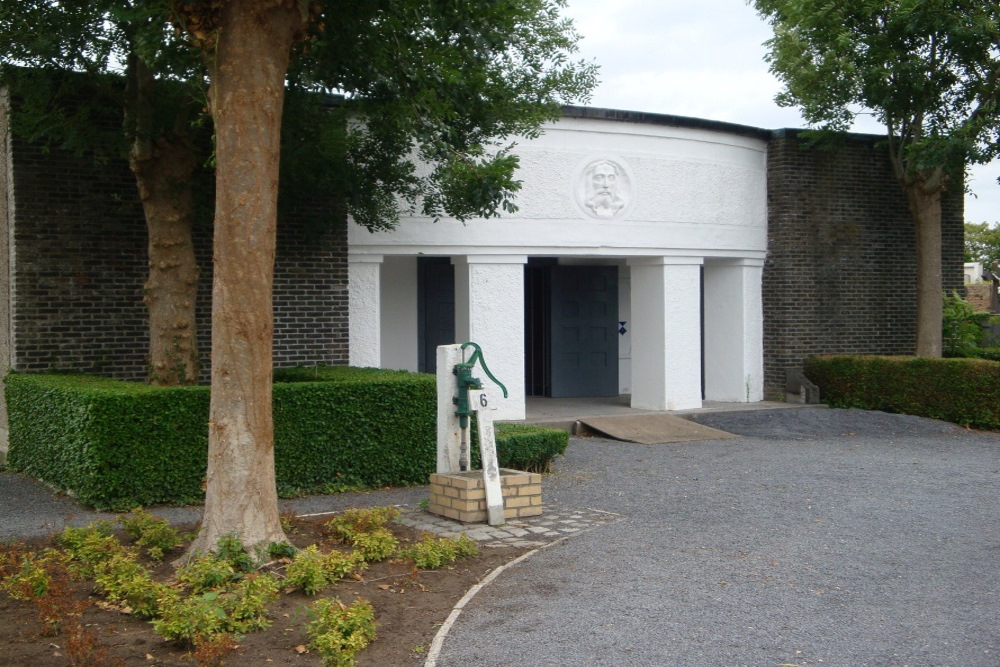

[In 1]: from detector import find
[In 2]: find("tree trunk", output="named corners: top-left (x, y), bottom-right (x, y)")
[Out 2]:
top-left (904, 171), bottom-right (945, 357)
top-left (184, 0), bottom-right (304, 559)
top-left (126, 54), bottom-right (201, 386)
top-left (131, 138), bottom-right (201, 386)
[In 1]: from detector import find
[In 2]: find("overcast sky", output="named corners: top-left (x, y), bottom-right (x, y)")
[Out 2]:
top-left (562, 0), bottom-right (999, 225)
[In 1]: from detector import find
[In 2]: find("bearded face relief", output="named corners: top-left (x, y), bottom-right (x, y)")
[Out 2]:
top-left (578, 158), bottom-right (631, 219)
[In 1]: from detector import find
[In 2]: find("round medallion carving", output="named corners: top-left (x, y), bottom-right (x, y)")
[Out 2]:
top-left (575, 157), bottom-right (633, 219)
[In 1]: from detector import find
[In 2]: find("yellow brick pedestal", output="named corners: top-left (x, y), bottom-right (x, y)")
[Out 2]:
top-left (428, 469), bottom-right (542, 523)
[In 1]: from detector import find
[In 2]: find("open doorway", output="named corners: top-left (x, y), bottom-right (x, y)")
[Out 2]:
top-left (524, 260), bottom-right (619, 397)
top-left (417, 257), bottom-right (454, 374)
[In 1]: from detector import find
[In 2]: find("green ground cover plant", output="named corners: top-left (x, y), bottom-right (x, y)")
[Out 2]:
top-left (0, 505), bottom-right (488, 666)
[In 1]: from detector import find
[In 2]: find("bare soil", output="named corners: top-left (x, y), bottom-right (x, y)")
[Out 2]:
top-left (0, 515), bottom-right (527, 666)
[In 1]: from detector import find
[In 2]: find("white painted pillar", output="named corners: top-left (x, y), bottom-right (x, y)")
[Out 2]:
top-left (453, 255), bottom-right (527, 420)
top-left (348, 253), bottom-right (383, 368)
top-left (628, 257), bottom-right (703, 411)
top-left (436, 344), bottom-right (464, 474)
top-left (703, 259), bottom-right (764, 402)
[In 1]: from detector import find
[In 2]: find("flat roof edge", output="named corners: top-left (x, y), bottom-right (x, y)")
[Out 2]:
top-left (561, 106), bottom-right (888, 144)
top-left (560, 106), bottom-right (772, 141)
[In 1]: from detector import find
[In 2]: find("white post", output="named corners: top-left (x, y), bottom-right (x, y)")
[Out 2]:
top-left (471, 388), bottom-right (505, 526)
top-left (436, 344), bottom-right (464, 474)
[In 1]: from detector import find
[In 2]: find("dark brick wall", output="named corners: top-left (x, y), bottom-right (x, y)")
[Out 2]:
top-left (7, 137), bottom-right (348, 382)
top-left (763, 131), bottom-right (964, 397)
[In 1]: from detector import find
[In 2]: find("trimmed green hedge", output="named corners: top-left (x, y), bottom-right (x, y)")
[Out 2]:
top-left (473, 423), bottom-right (569, 473)
top-left (5, 368), bottom-right (569, 509)
top-left (805, 355), bottom-right (1000, 430)
top-left (5, 373), bottom-right (210, 509)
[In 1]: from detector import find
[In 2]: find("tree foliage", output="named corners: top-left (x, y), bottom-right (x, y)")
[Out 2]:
top-left (753, 0), bottom-right (1000, 181)
top-left (285, 0), bottom-right (598, 230)
top-left (752, 0), bottom-right (1000, 357)
top-left (964, 221), bottom-right (1000, 268)
top-left (0, 1), bottom-right (204, 156)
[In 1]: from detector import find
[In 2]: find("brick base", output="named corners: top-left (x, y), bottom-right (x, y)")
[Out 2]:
top-left (428, 469), bottom-right (542, 523)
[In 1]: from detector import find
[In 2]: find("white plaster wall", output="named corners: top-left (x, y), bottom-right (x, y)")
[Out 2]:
top-left (348, 113), bottom-right (768, 408)
top-left (349, 117), bottom-right (767, 260)
top-left (379, 256), bottom-right (418, 371)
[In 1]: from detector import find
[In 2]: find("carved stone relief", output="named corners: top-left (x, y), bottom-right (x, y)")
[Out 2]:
top-left (576, 157), bottom-right (633, 219)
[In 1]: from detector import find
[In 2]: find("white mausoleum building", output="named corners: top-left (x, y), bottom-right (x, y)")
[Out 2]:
top-left (348, 108), bottom-right (768, 420)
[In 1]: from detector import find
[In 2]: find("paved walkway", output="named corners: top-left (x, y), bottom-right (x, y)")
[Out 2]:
top-left (396, 506), bottom-right (621, 549)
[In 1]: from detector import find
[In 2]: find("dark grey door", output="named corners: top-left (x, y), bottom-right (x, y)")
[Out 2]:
top-left (417, 258), bottom-right (455, 374)
top-left (549, 266), bottom-right (619, 397)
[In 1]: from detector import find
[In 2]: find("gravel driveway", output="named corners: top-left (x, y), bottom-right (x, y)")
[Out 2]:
top-left (432, 407), bottom-right (1000, 667)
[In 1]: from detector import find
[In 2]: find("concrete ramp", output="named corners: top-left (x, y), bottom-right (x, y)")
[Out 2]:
top-left (579, 414), bottom-right (738, 445)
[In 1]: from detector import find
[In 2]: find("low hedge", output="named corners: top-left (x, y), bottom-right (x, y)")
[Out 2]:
top-left (473, 422), bottom-right (569, 473)
top-left (5, 373), bottom-right (210, 509)
top-left (804, 355), bottom-right (1000, 430)
top-left (5, 368), bottom-right (569, 509)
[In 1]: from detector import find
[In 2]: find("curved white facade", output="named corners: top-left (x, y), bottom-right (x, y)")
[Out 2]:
top-left (349, 111), bottom-right (768, 419)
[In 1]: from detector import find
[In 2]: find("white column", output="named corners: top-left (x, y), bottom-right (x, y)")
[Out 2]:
top-left (436, 344), bottom-right (464, 473)
top-left (453, 255), bottom-right (527, 420)
top-left (628, 257), bottom-right (703, 411)
top-left (348, 253), bottom-right (383, 368)
top-left (703, 259), bottom-right (764, 402)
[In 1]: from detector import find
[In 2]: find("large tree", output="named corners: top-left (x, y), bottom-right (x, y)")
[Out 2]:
top-left (0, 1), bottom-right (205, 384)
top-left (170, 0), bottom-right (596, 557)
top-left (752, 0), bottom-right (1000, 356)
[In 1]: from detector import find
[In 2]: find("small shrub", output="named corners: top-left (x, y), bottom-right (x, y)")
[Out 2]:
top-left (942, 292), bottom-right (989, 357)
top-left (118, 508), bottom-right (189, 560)
top-left (0, 549), bottom-right (70, 602)
top-left (0, 548), bottom-right (81, 634)
top-left (307, 597), bottom-right (377, 667)
top-left (214, 534), bottom-right (255, 573)
top-left (284, 545), bottom-right (330, 595)
top-left (398, 534), bottom-right (478, 570)
top-left (285, 546), bottom-right (365, 595)
top-left (0, 550), bottom-right (59, 600)
top-left (350, 529), bottom-right (398, 563)
top-left (93, 553), bottom-right (169, 619)
top-left (324, 550), bottom-right (367, 581)
top-left (64, 615), bottom-right (125, 667)
top-left (324, 507), bottom-right (400, 542)
top-left (192, 633), bottom-right (238, 667)
top-left (476, 423), bottom-right (569, 473)
top-left (266, 541), bottom-right (297, 560)
top-left (152, 591), bottom-right (229, 645)
top-left (56, 521), bottom-right (132, 577)
top-left (177, 555), bottom-right (239, 595)
top-left (222, 573), bottom-right (280, 634)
